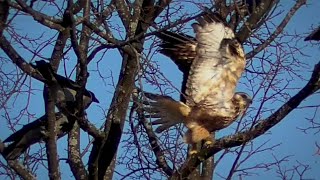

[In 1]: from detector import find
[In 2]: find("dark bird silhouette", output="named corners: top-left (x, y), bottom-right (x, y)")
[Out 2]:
top-left (32, 60), bottom-right (99, 112)
top-left (1, 61), bottom-right (100, 160)
top-left (2, 113), bottom-right (72, 160)
top-left (305, 27), bottom-right (320, 41)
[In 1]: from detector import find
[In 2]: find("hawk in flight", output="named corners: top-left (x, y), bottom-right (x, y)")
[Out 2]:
top-left (143, 12), bottom-right (251, 151)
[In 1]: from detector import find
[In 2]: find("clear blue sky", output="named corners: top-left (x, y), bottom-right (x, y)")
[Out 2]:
top-left (0, 0), bottom-right (319, 179)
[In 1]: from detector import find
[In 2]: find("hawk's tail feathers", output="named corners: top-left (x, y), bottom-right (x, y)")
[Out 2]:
top-left (141, 91), bottom-right (191, 133)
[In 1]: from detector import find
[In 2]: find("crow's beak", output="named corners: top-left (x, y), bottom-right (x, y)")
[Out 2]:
top-left (89, 91), bottom-right (99, 103)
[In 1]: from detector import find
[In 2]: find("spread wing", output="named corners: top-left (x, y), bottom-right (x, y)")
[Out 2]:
top-left (186, 12), bottom-right (245, 108)
top-left (155, 30), bottom-right (196, 74)
top-left (155, 31), bottom-right (197, 102)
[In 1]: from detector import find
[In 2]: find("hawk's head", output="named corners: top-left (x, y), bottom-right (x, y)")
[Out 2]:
top-left (221, 38), bottom-right (245, 60)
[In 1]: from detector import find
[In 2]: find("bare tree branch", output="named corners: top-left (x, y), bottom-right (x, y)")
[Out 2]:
top-left (11, 0), bottom-right (64, 31)
top-left (87, 1), bottom-right (173, 179)
top-left (132, 101), bottom-right (174, 176)
top-left (1, 0), bottom-right (318, 179)
top-left (245, 0), bottom-right (307, 59)
top-left (237, 0), bottom-right (277, 43)
top-left (0, 36), bottom-right (44, 81)
top-left (0, 0), bottom-right (9, 36)
top-left (45, 87), bottom-right (61, 180)
top-left (68, 121), bottom-right (88, 180)
top-left (115, 0), bottom-right (131, 31)
top-left (7, 160), bottom-right (36, 180)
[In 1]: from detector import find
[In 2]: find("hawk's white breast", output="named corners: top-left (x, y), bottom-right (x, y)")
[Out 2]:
top-left (186, 20), bottom-right (236, 106)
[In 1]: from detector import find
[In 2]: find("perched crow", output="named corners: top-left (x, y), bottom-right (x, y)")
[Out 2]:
top-left (32, 60), bottom-right (99, 112)
top-left (305, 27), bottom-right (320, 41)
top-left (1, 61), bottom-right (99, 160)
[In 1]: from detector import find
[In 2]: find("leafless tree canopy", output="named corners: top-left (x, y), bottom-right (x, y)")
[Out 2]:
top-left (0, 0), bottom-right (319, 179)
